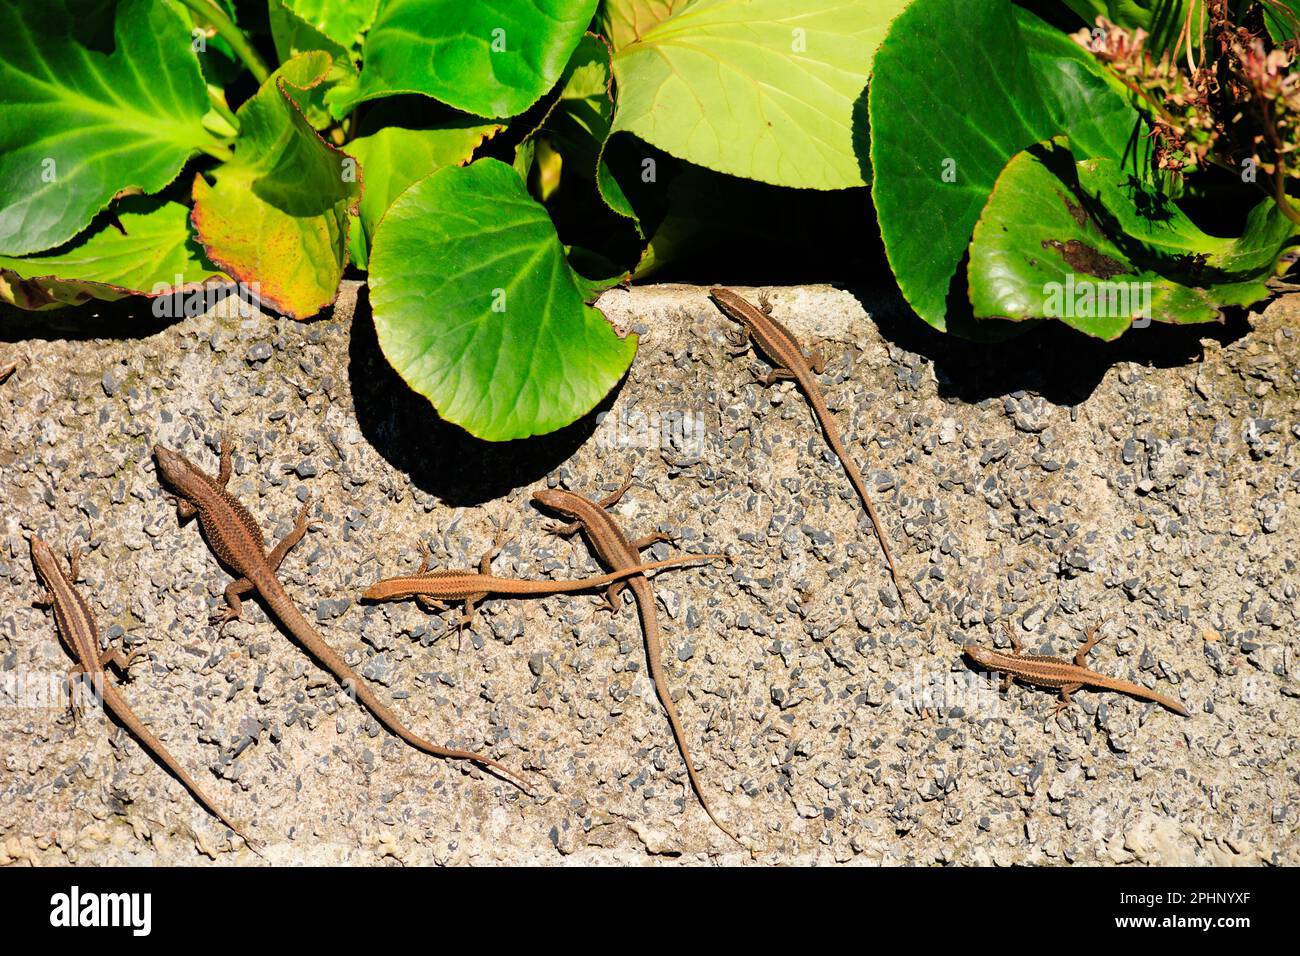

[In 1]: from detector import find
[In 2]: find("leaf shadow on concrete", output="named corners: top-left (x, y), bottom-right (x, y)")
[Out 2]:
top-left (0, 296), bottom-right (189, 344)
top-left (346, 285), bottom-right (624, 505)
top-left (853, 281), bottom-right (1255, 408)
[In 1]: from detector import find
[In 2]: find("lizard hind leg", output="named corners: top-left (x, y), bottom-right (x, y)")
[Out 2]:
top-left (631, 531), bottom-right (672, 552)
top-left (266, 499), bottom-right (311, 572)
top-left (758, 368), bottom-right (796, 387)
top-left (806, 346), bottom-right (828, 375)
top-left (212, 578), bottom-right (255, 632)
top-left (100, 644), bottom-right (146, 678)
top-left (455, 593), bottom-right (487, 648)
top-left (601, 581), bottom-right (627, 614)
top-left (1051, 683), bottom-right (1083, 717)
top-left (1075, 621), bottom-right (1106, 667)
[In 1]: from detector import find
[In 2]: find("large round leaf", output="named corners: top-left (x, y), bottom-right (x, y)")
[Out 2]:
top-left (368, 159), bottom-right (637, 441)
top-left (346, 121), bottom-right (502, 270)
top-left (611, 0), bottom-right (910, 189)
top-left (0, 0), bottom-right (217, 256)
top-left (598, 0), bottom-right (688, 50)
top-left (869, 0), bottom-right (1142, 332)
top-left (334, 0), bottom-right (599, 118)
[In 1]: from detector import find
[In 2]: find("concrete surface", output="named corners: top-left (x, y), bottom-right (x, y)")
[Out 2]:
top-left (0, 282), bottom-right (1297, 866)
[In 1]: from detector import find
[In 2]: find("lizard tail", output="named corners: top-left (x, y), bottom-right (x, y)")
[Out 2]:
top-left (101, 682), bottom-right (264, 857)
top-left (809, 393), bottom-right (909, 613)
top-left (269, 589), bottom-right (536, 794)
top-left (1094, 675), bottom-right (1189, 716)
top-left (633, 580), bottom-right (748, 852)
top-left (1145, 691), bottom-right (1190, 716)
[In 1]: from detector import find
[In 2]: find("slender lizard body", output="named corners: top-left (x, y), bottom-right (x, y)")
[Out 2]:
top-left (965, 623), bottom-right (1189, 716)
top-left (710, 287), bottom-right (907, 610)
top-left (153, 439), bottom-right (530, 792)
top-left (29, 535), bottom-right (259, 853)
top-left (363, 538), bottom-right (726, 633)
top-left (533, 482), bottom-right (742, 846)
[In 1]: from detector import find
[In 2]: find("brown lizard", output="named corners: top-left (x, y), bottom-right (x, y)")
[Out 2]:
top-left (532, 481), bottom-right (742, 846)
top-left (709, 287), bottom-right (907, 611)
top-left (152, 438), bottom-right (531, 792)
top-left (964, 622), bottom-right (1189, 716)
top-left (0, 359), bottom-right (16, 384)
top-left (29, 534), bottom-right (260, 854)
top-left (362, 535), bottom-right (727, 635)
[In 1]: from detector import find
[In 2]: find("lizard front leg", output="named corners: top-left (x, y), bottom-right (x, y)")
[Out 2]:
top-left (598, 476), bottom-right (634, 509)
top-left (1002, 622), bottom-right (1023, 655)
top-left (724, 326), bottom-right (751, 357)
top-left (218, 433), bottom-right (234, 486)
top-left (414, 594), bottom-right (449, 614)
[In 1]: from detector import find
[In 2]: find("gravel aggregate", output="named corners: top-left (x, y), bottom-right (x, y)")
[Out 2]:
top-left (0, 282), bottom-right (1297, 865)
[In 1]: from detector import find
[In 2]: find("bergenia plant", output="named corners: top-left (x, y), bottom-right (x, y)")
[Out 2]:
top-left (2, 0), bottom-right (1297, 440)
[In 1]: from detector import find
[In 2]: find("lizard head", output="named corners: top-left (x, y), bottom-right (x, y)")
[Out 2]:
top-left (28, 534), bottom-right (61, 584)
top-left (531, 488), bottom-right (581, 517)
top-left (152, 444), bottom-right (207, 499)
top-left (963, 644), bottom-right (997, 668)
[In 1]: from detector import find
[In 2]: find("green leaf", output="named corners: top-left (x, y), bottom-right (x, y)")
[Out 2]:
top-left (334, 0), bottom-right (600, 119)
top-left (0, 197), bottom-right (227, 310)
top-left (869, 0), bottom-right (1141, 332)
top-left (549, 34), bottom-right (617, 183)
top-left (191, 52), bottom-right (360, 319)
top-left (0, 0), bottom-right (218, 256)
top-left (611, 0), bottom-right (909, 189)
top-left (597, 0), bottom-right (693, 49)
top-left (546, 33), bottom-right (642, 229)
top-left (1017, 7), bottom-right (1144, 167)
top-left (268, 1), bottom-right (362, 127)
top-left (282, 0), bottom-right (377, 48)
top-left (967, 141), bottom-right (1295, 340)
top-left (346, 121), bottom-right (503, 270)
top-left (368, 159), bottom-right (637, 441)
top-left (1262, 0), bottom-right (1300, 44)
